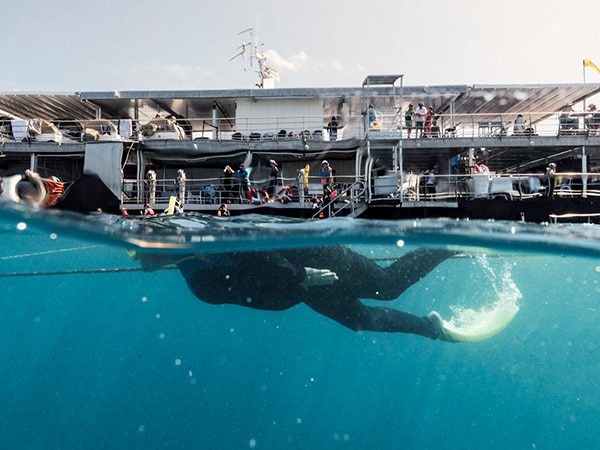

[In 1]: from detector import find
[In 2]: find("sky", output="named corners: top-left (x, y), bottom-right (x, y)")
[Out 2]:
top-left (2, 0), bottom-right (600, 93)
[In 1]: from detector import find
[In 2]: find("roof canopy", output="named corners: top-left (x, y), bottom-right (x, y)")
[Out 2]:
top-left (362, 75), bottom-right (404, 87)
top-left (1, 82), bottom-right (600, 130)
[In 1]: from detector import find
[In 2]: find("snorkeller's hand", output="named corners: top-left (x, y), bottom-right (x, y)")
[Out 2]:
top-left (300, 267), bottom-right (339, 291)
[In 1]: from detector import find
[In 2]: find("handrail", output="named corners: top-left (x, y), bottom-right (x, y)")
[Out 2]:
top-left (4, 110), bottom-right (600, 144)
top-left (311, 180), bottom-right (366, 219)
top-left (123, 170), bottom-right (600, 206)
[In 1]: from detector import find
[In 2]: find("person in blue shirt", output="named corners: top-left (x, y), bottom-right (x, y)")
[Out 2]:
top-left (235, 164), bottom-right (250, 186)
top-left (319, 160), bottom-right (333, 194)
top-left (134, 246), bottom-right (457, 341)
top-left (235, 163), bottom-right (251, 199)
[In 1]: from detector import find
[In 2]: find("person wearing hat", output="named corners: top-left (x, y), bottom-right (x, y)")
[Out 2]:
top-left (415, 103), bottom-right (427, 138)
top-left (319, 160), bottom-right (334, 193)
top-left (267, 159), bottom-right (280, 195)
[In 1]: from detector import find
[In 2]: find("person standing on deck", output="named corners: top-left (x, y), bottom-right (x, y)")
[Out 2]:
top-left (327, 116), bottom-right (338, 141)
top-left (424, 106), bottom-right (435, 137)
top-left (267, 159), bottom-right (280, 196)
top-left (222, 165), bottom-right (235, 203)
top-left (319, 160), bottom-right (334, 194)
top-left (513, 114), bottom-right (526, 134)
top-left (545, 163), bottom-right (556, 198)
top-left (415, 103), bottom-right (427, 138)
top-left (236, 164), bottom-right (251, 198)
top-left (404, 104), bottom-right (415, 138)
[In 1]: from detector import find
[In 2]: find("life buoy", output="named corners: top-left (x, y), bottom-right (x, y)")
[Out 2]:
top-left (276, 186), bottom-right (293, 203)
top-left (42, 176), bottom-right (65, 207)
top-left (474, 163), bottom-right (489, 174)
top-left (248, 188), bottom-right (271, 204)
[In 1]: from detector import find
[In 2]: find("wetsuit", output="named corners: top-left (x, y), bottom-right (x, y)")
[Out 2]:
top-left (171, 247), bottom-right (454, 339)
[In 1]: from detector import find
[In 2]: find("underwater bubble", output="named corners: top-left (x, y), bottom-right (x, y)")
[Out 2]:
top-left (141, 296), bottom-right (148, 303)
top-left (49, 233), bottom-right (57, 240)
top-left (175, 359), bottom-right (181, 366)
top-left (16, 222), bottom-right (26, 231)
top-left (249, 439), bottom-right (257, 448)
top-left (396, 239), bottom-right (405, 247)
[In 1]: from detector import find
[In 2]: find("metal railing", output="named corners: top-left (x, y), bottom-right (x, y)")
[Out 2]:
top-left (122, 174), bottom-right (368, 207)
top-left (368, 172), bottom-right (600, 202)
top-left (5, 110), bottom-right (600, 145)
top-left (121, 169), bottom-right (600, 213)
top-left (311, 181), bottom-right (367, 219)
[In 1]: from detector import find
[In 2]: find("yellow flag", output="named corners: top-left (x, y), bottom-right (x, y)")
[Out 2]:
top-left (583, 59), bottom-right (600, 75)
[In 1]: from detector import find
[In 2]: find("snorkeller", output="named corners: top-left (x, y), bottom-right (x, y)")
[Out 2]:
top-left (134, 246), bottom-right (460, 341)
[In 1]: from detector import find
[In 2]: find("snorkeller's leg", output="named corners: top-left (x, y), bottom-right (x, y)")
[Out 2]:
top-left (295, 247), bottom-right (456, 300)
top-left (382, 247), bottom-right (458, 297)
top-left (303, 296), bottom-right (444, 339)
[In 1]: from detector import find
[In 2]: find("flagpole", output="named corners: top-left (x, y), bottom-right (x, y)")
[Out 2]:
top-left (583, 60), bottom-right (587, 111)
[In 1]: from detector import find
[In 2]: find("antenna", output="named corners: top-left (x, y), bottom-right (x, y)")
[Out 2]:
top-left (229, 28), bottom-right (279, 88)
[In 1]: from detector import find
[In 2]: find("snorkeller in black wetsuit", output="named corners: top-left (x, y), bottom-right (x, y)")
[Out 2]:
top-left (136, 246), bottom-right (457, 341)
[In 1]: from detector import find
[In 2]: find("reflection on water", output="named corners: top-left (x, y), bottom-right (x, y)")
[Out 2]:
top-left (1, 207), bottom-right (599, 449)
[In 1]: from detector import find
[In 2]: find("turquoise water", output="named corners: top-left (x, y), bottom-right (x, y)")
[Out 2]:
top-left (1, 207), bottom-right (600, 449)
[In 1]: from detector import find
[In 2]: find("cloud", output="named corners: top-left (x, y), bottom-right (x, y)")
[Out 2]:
top-left (264, 49), bottom-right (308, 72)
top-left (265, 49), bottom-right (346, 75)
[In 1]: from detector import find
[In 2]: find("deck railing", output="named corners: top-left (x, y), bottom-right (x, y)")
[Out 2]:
top-left (388, 171), bottom-right (600, 202)
top-left (122, 174), bottom-right (367, 207)
top-left (3, 111), bottom-right (600, 144)
top-left (122, 170), bottom-right (600, 210)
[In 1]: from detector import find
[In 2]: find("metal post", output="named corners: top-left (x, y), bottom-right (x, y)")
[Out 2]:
top-left (212, 102), bottom-right (217, 139)
top-left (583, 61), bottom-right (587, 111)
top-left (582, 146), bottom-right (588, 198)
top-left (469, 148), bottom-right (475, 173)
